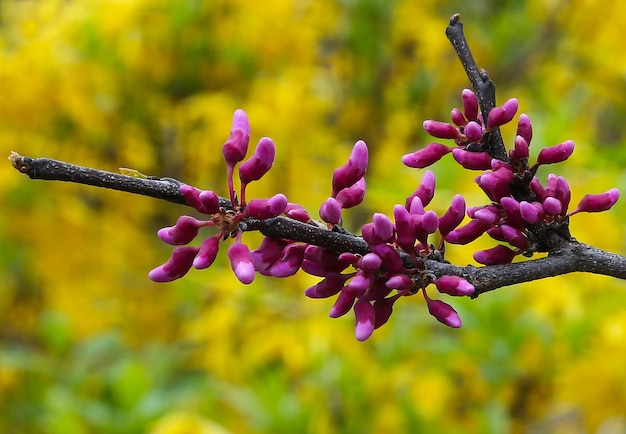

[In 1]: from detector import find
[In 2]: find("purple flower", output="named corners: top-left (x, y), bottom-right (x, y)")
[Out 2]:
top-left (473, 245), bottom-right (517, 265)
top-left (570, 188), bottom-right (620, 215)
top-left (331, 140), bottom-right (368, 196)
top-left (239, 137), bottom-right (276, 185)
top-left (452, 148), bottom-right (492, 170)
top-left (245, 193), bottom-right (288, 219)
top-left (402, 143), bottom-right (452, 168)
top-left (536, 140), bottom-right (575, 165)
top-left (335, 178), bottom-right (366, 209)
top-left (149, 246), bottom-right (198, 282)
top-left (434, 275), bottom-right (475, 296)
top-left (424, 293), bottom-right (462, 328)
top-left (487, 98), bottom-right (518, 129)
top-left (319, 197), bottom-right (342, 225)
top-left (228, 241), bottom-right (255, 284)
top-left (222, 109), bottom-right (250, 167)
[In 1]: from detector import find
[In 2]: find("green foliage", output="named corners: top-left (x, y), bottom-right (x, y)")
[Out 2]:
top-left (1, 0), bottom-right (625, 433)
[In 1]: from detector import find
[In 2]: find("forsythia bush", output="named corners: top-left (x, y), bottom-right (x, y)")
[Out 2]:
top-left (1, 0), bottom-right (625, 433)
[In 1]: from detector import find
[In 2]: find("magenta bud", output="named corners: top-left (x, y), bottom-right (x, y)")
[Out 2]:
top-left (426, 297), bottom-right (462, 328)
top-left (554, 176), bottom-right (571, 213)
top-left (264, 244), bottom-right (305, 277)
top-left (362, 223), bottom-right (383, 246)
top-left (193, 235), bottom-right (221, 269)
top-left (420, 210), bottom-right (440, 235)
top-left (514, 135), bottom-right (529, 160)
top-left (543, 196), bottom-right (563, 216)
top-left (305, 273), bottom-right (350, 299)
top-left (335, 178), bottom-right (366, 209)
top-left (157, 215), bottom-right (203, 245)
top-left (402, 142), bottom-right (452, 169)
top-left (227, 242), bottom-right (255, 284)
top-left (354, 299), bottom-right (376, 341)
top-left (239, 137), bottom-right (276, 184)
top-left (331, 140), bottom-right (368, 196)
top-left (536, 140), bottom-right (575, 165)
top-left (359, 253), bottom-right (382, 272)
top-left (452, 148), bottom-right (492, 170)
top-left (530, 177), bottom-right (547, 203)
top-left (463, 121), bottom-right (483, 142)
top-left (408, 196), bottom-right (425, 216)
top-left (444, 219), bottom-right (488, 244)
top-left (198, 190), bottom-right (220, 214)
top-left (476, 167), bottom-right (514, 201)
top-left (499, 197), bottom-right (524, 229)
top-left (469, 205), bottom-right (500, 226)
top-left (371, 243), bottom-right (404, 274)
top-left (284, 203), bottom-right (310, 222)
top-left (473, 245), bottom-right (517, 265)
top-left (373, 213), bottom-right (394, 242)
top-left (250, 237), bottom-right (287, 271)
top-left (423, 120), bottom-right (463, 139)
top-left (347, 272), bottom-right (372, 296)
top-left (394, 204), bottom-right (415, 253)
top-left (319, 197), bottom-right (342, 224)
top-left (434, 275), bottom-right (475, 296)
top-left (450, 108), bottom-right (467, 127)
top-left (520, 201), bottom-right (544, 224)
top-left (149, 246), bottom-right (198, 282)
top-left (222, 109), bottom-right (250, 167)
top-left (439, 194), bottom-right (466, 236)
top-left (516, 114), bottom-right (533, 145)
top-left (487, 98), bottom-right (518, 129)
top-left (570, 188), bottom-right (620, 215)
top-left (373, 294), bottom-right (400, 329)
top-left (488, 224), bottom-right (529, 250)
top-left (329, 289), bottom-right (356, 318)
top-left (302, 246), bottom-right (350, 276)
top-left (245, 193), bottom-right (288, 219)
top-left (462, 89), bottom-right (479, 121)
top-left (385, 274), bottom-right (413, 291)
top-left (180, 185), bottom-right (213, 214)
top-left (405, 170), bottom-right (436, 208)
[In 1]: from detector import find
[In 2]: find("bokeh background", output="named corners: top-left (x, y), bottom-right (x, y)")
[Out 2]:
top-left (1, 0), bottom-right (626, 433)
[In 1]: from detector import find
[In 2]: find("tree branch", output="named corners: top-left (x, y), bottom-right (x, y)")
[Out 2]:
top-left (10, 152), bottom-right (626, 296)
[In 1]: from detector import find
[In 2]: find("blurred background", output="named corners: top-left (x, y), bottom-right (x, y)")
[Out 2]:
top-left (1, 0), bottom-right (626, 433)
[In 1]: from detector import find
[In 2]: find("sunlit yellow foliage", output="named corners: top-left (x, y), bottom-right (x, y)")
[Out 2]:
top-left (1, 0), bottom-right (626, 433)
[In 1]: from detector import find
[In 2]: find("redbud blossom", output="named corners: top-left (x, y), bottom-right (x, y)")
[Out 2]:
top-left (570, 188), bottom-right (620, 215)
top-left (193, 235), bottom-right (221, 269)
top-left (434, 275), bottom-right (475, 296)
top-left (543, 197), bottom-right (563, 216)
top-left (500, 197), bottom-right (524, 228)
top-left (284, 203), bottom-right (310, 222)
top-left (319, 197), bottom-right (342, 224)
top-left (452, 148), bottom-right (492, 170)
top-left (245, 193), bottom-right (288, 219)
top-left (239, 137), bottom-right (276, 184)
top-left (462, 88), bottom-right (479, 121)
top-left (198, 190), bottom-right (220, 214)
top-left (394, 204), bottom-right (415, 253)
top-left (445, 219), bottom-right (489, 244)
top-left (438, 195), bottom-right (466, 236)
top-left (180, 185), bottom-right (218, 214)
top-left (304, 273), bottom-right (351, 298)
top-left (487, 98), bottom-right (518, 129)
top-left (464, 121), bottom-right (483, 142)
top-left (385, 274), bottom-right (414, 291)
top-left (405, 170), bottom-right (436, 208)
top-left (227, 242), bottom-right (255, 284)
top-left (335, 178), bottom-right (366, 208)
top-left (331, 140), bottom-right (368, 196)
top-left (423, 120), bottom-right (463, 139)
top-left (473, 245), bottom-right (517, 265)
top-left (520, 201), bottom-right (544, 224)
top-left (250, 237), bottom-right (288, 272)
top-left (372, 213), bottom-right (395, 243)
top-left (425, 296), bottom-right (462, 328)
top-left (516, 113), bottom-right (533, 145)
top-left (329, 289), bottom-right (357, 318)
top-left (222, 109), bottom-right (250, 167)
top-left (263, 244), bottom-right (305, 278)
top-left (158, 216), bottom-right (204, 245)
top-left (402, 143), bottom-right (452, 168)
top-left (451, 108), bottom-right (467, 127)
top-left (354, 299), bottom-right (376, 341)
top-left (149, 246), bottom-right (198, 282)
top-left (536, 140), bottom-right (575, 165)
top-left (513, 135), bottom-right (529, 160)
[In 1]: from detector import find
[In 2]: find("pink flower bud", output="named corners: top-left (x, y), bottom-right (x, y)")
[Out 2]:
top-left (304, 273), bottom-right (350, 298)
top-left (434, 275), bottom-right (475, 296)
top-left (180, 185), bottom-right (215, 214)
top-left (516, 114), bottom-right (533, 145)
top-left (554, 176), bottom-right (571, 213)
top-left (319, 197), bottom-right (342, 224)
top-left (385, 274), bottom-right (413, 291)
top-left (373, 213), bottom-right (394, 242)
top-left (373, 294), bottom-right (400, 329)
top-left (335, 178), bottom-right (366, 209)
top-left (536, 140), bottom-right (575, 165)
top-left (408, 196), bottom-right (425, 215)
top-left (370, 243), bottom-right (404, 274)
top-left (514, 135), bottom-right (529, 159)
top-left (450, 108), bottom-right (467, 127)
top-left (284, 203), bottom-right (310, 222)
top-left (543, 196), bottom-right (563, 216)
top-left (405, 170), bottom-right (436, 208)
top-left (452, 148), bottom-right (492, 170)
top-left (149, 246), bottom-right (198, 282)
top-left (469, 205), bottom-right (500, 226)
top-left (239, 137), bottom-right (276, 184)
top-left (426, 296), bottom-right (462, 328)
top-left (420, 210), bottom-right (440, 235)
top-left (394, 204), bottom-right (415, 253)
top-left (302, 246), bottom-right (349, 276)
top-left (245, 193), bottom-right (288, 219)
top-left (402, 143), bottom-right (452, 169)
top-left (444, 219), bottom-right (488, 244)
top-left (476, 167), bottom-right (514, 201)
top-left (359, 253), bottom-right (382, 272)
top-left (438, 195), bottom-right (466, 236)
top-left (530, 177), bottom-right (547, 203)
top-left (487, 98), bottom-right (518, 129)
top-left (361, 223), bottom-right (383, 246)
top-left (354, 299), bottom-right (376, 341)
top-left (157, 215), bottom-right (203, 245)
top-left (329, 289), bottom-right (356, 318)
top-left (462, 89), bottom-right (479, 121)
top-left (520, 201), bottom-right (544, 224)
top-left (473, 245), bottom-right (517, 265)
top-left (198, 190), bottom-right (220, 214)
top-left (570, 188), bottom-right (620, 215)
top-left (250, 237), bottom-right (287, 271)
top-left (499, 197), bottom-right (524, 229)
top-left (331, 140), bottom-right (368, 196)
top-left (222, 109), bottom-right (250, 167)
top-left (347, 272), bottom-right (372, 296)
top-left (264, 244), bottom-right (305, 277)
top-left (193, 235), bottom-right (221, 269)
top-left (487, 224), bottom-right (529, 250)
top-left (463, 121), bottom-right (483, 142)
top-left (227, 242), bottom-right (255, 284)
top-left (423, 120), bottom-right (463, 139)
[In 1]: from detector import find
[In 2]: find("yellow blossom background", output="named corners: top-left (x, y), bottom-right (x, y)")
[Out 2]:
top-left (1, 0), bottom-right (626, 433)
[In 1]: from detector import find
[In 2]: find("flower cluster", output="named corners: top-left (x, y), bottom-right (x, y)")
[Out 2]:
top-left (403, 89), bottom-right (620, 264)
